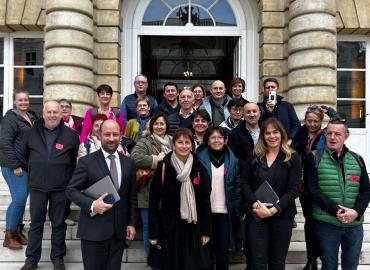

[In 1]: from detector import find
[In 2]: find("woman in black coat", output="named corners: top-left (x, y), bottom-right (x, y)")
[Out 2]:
top-left (241, 118), bottom-right (301, 270)
top-left (0, 90), bottom-right (37, 250)
top-left (148, 128), bottom-right (212, 270)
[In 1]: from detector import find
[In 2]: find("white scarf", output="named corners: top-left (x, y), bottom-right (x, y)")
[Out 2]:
top-left (170, 152), bottom-right (197, 224)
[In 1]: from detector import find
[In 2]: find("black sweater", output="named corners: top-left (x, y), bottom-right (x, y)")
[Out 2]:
top-left (241, 151), bottom-right (302, 218)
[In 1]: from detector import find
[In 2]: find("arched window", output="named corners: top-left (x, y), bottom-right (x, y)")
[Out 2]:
top-left (143, 0), bottom-right (236, 26)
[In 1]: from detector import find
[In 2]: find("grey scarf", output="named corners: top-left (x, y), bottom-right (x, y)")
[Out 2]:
top-left (170, 152), bottom-right (198, 224)
top-left (153, 134), bottom-right (172, 154)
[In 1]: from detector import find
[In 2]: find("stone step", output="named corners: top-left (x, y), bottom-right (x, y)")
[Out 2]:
top-left (0, 221), bottom-right (144, 241)
top-left (0, 263), bottom-right (369, 270)
top-left (1, 240), bottom-right (370, 265)
top-left (0, 221), bottom-right (369, 244)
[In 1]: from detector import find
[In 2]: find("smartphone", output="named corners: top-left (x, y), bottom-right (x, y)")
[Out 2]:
top-left (268, 91), bottom-right (277, 105)
top-left (103, 193), bottom-right (116, 205)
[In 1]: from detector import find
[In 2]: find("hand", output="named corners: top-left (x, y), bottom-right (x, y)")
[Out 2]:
top-left (93, 193), bottom-right (113, 214)
top-left (201, 236), bottom-right (210, 246)
top-left (320, 105), bottom-right (329, 114)
top-left (336, 205), bottom-right (358, 224)
top-left (266, 100), bottom-right (275, 113)
top-left (13, 167), bottom-right (23, 176)
top-left (126, 225), bottom-right (136, 240)
top-left (157, 152), bottom-right (166, 162)
top-left (149, 239), bottom-right (158, 246)
top-left (253, 200), bottom-right (273, 219)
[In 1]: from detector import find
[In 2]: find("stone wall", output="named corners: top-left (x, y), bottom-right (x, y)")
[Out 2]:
top-left (337, 0), bottom-right (370, 34)
top-left (0, 0), bottom-right (45, 31)
top-left (258, 0), bottom-right (289, 98)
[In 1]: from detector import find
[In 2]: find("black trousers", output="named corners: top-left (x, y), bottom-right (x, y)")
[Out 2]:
top-left (207, 213), bottom-right (229, 270)
top-left (299, 193), bottom-right (320, 260)
top-left (246, 216), bottom-right (293, 270)
top-left (81, 237), bottom-right (125, 270)
top-left (25, 189), bottom-right (70, 264)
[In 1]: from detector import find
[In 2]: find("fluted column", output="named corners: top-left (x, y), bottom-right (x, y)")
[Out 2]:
top-left (288, 0), bottom-right (337, 119)
top-left (44, 0), bottom-right (94, 116)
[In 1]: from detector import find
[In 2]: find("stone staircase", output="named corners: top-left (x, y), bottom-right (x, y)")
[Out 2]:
top-left (1, 172), bottom-right (370, 270)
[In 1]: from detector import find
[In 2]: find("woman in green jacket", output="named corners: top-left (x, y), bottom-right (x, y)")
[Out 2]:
top-left (130, 111), bottom-right (172, 257)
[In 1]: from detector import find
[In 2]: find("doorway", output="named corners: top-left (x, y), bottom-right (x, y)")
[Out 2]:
top-left (141, 36), bottom-right (239, 102)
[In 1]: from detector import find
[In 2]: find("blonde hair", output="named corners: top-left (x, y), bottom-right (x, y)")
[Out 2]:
top-left (254, 118), bottom-right (293, 162)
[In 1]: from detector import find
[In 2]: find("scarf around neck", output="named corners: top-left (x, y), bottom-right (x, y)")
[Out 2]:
top-left (170, 152), bottom-right (198, 224)
top-left (152, 134), bottom-right (172, 154)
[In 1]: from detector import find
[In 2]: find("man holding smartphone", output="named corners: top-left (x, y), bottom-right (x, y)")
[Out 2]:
top-left (258, 78), bottom-right (301, 145)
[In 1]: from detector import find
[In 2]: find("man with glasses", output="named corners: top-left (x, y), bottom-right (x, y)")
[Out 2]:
top-left (59, 99), bottom-right (83, 135)
top-left (305, 118), bottom-right (370, 270)
top-left (220, 98), bottom-right (244, 132)
top-left (120, 74), bottom-right (158, 125)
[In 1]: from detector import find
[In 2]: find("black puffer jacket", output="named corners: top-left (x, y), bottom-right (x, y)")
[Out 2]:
top-left (0, 109), bottom-right (37, 170)
top-left (22, 119), bottom-right (79, 191)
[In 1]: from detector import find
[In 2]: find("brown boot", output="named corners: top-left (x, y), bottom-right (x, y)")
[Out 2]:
top-left (17, 224), bottom-right (28, 245)
top-left (3, 230), bottom-right (22, 250)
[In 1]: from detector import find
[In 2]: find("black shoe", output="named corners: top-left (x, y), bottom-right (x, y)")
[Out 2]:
top-left (20, 262), bottom-right (38, 270)
top-left (303, 259), bottom-right (318, 270)
top-left (53, 261), bottom-right (66, 270)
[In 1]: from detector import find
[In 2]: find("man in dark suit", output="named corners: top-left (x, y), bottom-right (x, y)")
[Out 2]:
top-left (66, 120), bottom-right (137, 270)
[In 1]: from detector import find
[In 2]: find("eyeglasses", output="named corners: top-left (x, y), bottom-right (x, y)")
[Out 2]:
top-left (209, 136), bottom-right (225, 142)
top-left (135, 81), bottom-right (148, 84)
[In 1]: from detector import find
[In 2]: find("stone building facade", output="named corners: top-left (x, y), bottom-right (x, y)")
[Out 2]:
top-left (0, 0), bottom-right (369, 162)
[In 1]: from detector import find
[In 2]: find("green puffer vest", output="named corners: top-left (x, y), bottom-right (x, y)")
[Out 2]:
top-left (312, 147), bottom-right (363, 227)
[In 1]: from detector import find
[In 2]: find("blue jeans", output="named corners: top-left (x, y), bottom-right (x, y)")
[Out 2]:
top-left (140, 208), bottom-right (150, 257)
top-left (1, 167), bottom-right (29, 230)
top-left (315, 221), bottom-right (363, 270)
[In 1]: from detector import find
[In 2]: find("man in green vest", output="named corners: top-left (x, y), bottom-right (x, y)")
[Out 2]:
top-left (305, 118), bottom-right (370, 270)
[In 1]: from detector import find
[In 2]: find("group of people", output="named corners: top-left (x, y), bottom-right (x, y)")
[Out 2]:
top-left (0, 74), bottom-right (369, 270)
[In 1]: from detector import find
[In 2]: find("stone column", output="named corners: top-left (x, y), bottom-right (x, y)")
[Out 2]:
top-left (44, 0), bottom-right (94, 116)
top-left (288, 0), bottom-right (337, 119)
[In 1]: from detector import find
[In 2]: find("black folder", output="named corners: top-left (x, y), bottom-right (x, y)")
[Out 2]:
top-left (255, 180), bottom-right (279, 204)
top-left (251, 180), bottom-right (279, 221)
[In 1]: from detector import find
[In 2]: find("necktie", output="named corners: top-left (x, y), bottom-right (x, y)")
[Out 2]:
top-left (108, 155), bottom-right (119, 190)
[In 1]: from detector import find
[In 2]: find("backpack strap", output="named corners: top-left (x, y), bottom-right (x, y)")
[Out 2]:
top-left (84, 140), bottom-right (91, 154)
top-left (313, 148), bottom-right (325, 169)
top-left (90, 107), bottom-right (99, 118)
top-left (112, 108), bottom-right (120, 119)
top-left (348, 150), bottom-right (365, 169)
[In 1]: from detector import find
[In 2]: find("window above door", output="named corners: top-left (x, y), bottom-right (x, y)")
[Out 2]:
top-left (142, 0), bottom-right (236, 26)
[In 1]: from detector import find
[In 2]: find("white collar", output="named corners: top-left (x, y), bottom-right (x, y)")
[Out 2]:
top-left (101, 148), bottom-right (119, 160)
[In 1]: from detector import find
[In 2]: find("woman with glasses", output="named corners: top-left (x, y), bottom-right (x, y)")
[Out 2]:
top-left (241, 118), bottom-right (301, 270)
top-left (292, 104), bottom-right (338, 270)
top-left (197, 126), bottom-right (240, 270)
top-left (0, 90), bottom-right (37, 250)
top-left (80, 84), bottom-right (125, 143)
top-left (148, 128), bottom-right (212, 270)
top-left (191, 109), bottom-right (211, 149)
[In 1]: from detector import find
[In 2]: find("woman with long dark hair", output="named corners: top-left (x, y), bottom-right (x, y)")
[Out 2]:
top-left (241, 118), bottom-right (301, 270)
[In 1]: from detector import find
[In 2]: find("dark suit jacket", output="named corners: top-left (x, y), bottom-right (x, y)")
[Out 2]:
top-left (66, 149), bottom-right (137, 241)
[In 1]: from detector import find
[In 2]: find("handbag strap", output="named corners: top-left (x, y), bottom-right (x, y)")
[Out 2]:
top-left (161, 162), bottom-right (165, 186)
